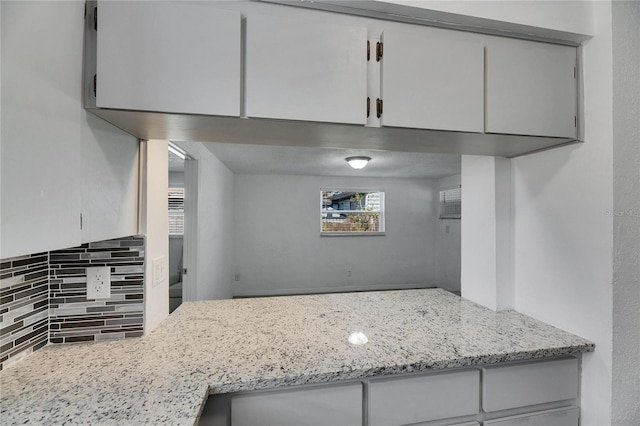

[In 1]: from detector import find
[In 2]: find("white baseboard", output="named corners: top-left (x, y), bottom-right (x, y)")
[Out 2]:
top-left (232, 283), bottom-right (439, 298)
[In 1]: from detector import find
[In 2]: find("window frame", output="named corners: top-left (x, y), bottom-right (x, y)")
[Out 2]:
top-left (439, 185), bottom-right (461, 220)
top-left (320, 189), bottom-right (386, 237)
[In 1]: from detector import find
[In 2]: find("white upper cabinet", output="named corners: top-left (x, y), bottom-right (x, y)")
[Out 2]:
top-left (96, 1), bottom-right (241, 116)
top-left (246, 14), bottom-right (368, 125)
top-left (380, 30), bottom-right (484, 133)
top-left (485, 42), bottom-right (577, 138)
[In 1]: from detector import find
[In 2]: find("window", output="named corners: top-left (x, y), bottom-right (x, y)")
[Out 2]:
top-left (321, 190), bottom-right (385, 235)
top-left (439, 186), bottom-right (461, 219)
top-left (168, 188), bottom-right (185, 235)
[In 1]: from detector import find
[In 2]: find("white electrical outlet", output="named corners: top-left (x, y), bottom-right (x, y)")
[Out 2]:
top-left (87, 266), bottom-right (111, 299)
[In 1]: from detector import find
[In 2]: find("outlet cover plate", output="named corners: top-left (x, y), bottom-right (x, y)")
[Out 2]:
top-left (87, 266), bottom-right (111, 299)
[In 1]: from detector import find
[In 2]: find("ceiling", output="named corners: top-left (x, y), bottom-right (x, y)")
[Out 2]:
top-left (201, 143), bottom-right (460, 179)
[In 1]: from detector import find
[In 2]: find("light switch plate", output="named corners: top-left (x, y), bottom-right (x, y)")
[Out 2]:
top-left (87, 266), bottom-right (111, 299)
top-left (152, 256), bottom-right (166, 288)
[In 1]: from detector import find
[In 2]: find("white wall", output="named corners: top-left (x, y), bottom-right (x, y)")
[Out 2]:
top-left (1, 0), bottom-right (81, 258)
top-left (0, 1), bottom-right (3, 252)
top-left (141, 141), bottom-right (169, 334)
top-left (435, 174), bottom-right (461, 292)
top-left (175, 141), bottom-right (234, 301)
top-left (169, 171), bottom-right (185, 187)
top-left (611, 1), bottom-right (640, 424)
top-left (80, 112), bottom-right (138, 244)
top-left (461, 156), bottom-right (513, 310)
top-left (233, 175), bottom-right (438, 296)
top-left (1, 1), bottom-right (138, 259)
top-left (510, 2), bottom-right (614, 425)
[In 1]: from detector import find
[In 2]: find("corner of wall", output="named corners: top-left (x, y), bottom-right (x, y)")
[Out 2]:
top-left (140, 140), bottom-right (169, 334)
top-left (460, 155), bottom-right (512, 311)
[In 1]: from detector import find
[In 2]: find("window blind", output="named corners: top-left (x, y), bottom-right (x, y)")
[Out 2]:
top-left (439, 187), bottom-right (461, 219)
top-left (168, 188), bottom-right (185, 235)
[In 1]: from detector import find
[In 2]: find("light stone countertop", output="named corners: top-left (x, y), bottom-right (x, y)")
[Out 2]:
top-left (0, 289), bottom-right (594, 425)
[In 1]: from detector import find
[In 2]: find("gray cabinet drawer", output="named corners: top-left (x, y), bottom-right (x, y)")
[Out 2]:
top-left (231, 382), bottom-right (362, 426)
top-left (482, 358), bottom-right (578, 412)
top-left (369, 369), bottom-right (480, 426)
top-left (484, 406), bottom-right (579, 426)
top-left (403, 422), bottom-right (480, 426)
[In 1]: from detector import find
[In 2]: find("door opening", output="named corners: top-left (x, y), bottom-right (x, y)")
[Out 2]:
top-left (167, 143), bottom-right (197, 312)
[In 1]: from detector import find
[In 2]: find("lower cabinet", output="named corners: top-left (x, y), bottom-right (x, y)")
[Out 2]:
top-left (231, 382), bottom-right (362, 426)
top-left (482, 358), bottom-right (579, 413)
top-left (198, 357), bottom-right (580, 426)
top-left (368, 370), bottom-right (479, 426)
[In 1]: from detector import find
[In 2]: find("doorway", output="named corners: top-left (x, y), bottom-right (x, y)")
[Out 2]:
top-left (167, 143), bottom-right (197, 312)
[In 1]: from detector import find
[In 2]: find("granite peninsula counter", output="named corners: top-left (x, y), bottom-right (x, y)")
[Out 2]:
top-left (0, 289), bottom-right (594, 425)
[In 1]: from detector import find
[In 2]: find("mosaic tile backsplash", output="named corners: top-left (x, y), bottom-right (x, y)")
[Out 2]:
top-left (0, 236), bottom-right (145, 370)
top-left (49, 237), bottom-right (145, 344)
top-left (0, 253), bottom-right (49, 370)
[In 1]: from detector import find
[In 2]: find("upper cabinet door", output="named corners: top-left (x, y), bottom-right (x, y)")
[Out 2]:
top-left (96, 1), bottom-right (241, 116)
top-left (246, 15), bottom-right (367, 125)
top-left (485, 42), bottom-right (577, 138)
top-left (380, 30), bottom-right (484, 133)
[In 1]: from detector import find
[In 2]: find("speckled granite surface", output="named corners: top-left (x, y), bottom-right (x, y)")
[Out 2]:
top-left (0, 289), bottom-right (594, 425)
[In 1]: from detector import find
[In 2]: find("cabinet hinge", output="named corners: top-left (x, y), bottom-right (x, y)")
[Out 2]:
top-left (376, 98), bottom-right (383, 118)
top-left (574, 67), bottom-right (576, 79)
top-left (80, 213), bottom-right (83, 230)
top-left (367, 41), bottom-right (370, 61)
top-left (575, 116), bottom-right (577, 127)
top-left (376, 41), bottom-right (383, 62)
top-left (94, 6), bottom-right (97, 31)
top-left (367, 97), bottom-right (370, 118)
top-left (84, 3), bottom-right (86, 19)
top-left (93, 74), bottom-right (97, 97)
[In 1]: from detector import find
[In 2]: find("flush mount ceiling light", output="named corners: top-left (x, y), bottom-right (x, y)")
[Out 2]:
top-left (345, 156), bottom-right (371, 170)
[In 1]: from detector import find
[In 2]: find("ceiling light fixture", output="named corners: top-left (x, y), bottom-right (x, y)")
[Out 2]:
top-left (345, 156), bottom-right (371, 170)
top-left (168, 143), bottom-right (186, 160)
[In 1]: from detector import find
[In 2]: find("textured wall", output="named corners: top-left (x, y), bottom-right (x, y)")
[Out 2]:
top-left (612, 1), bottom-right (640, 424)
top-left (233, 175), bottom-right (439, 297)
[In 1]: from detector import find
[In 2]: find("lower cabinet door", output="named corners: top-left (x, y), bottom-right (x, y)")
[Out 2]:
top-left (482, 358), bottom-right (579, 412)
top-left (484, 406), bottom-right (579, 426)
top-left (368, 369), bottom-right (480, 426)
top-left (403, 422), bottom-right (480, 426)
top-left (231, 382), bottom-right (362, 426)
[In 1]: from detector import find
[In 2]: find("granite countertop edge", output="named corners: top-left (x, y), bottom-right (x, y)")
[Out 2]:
top-left (208, 343), bottom-right (595, 395)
